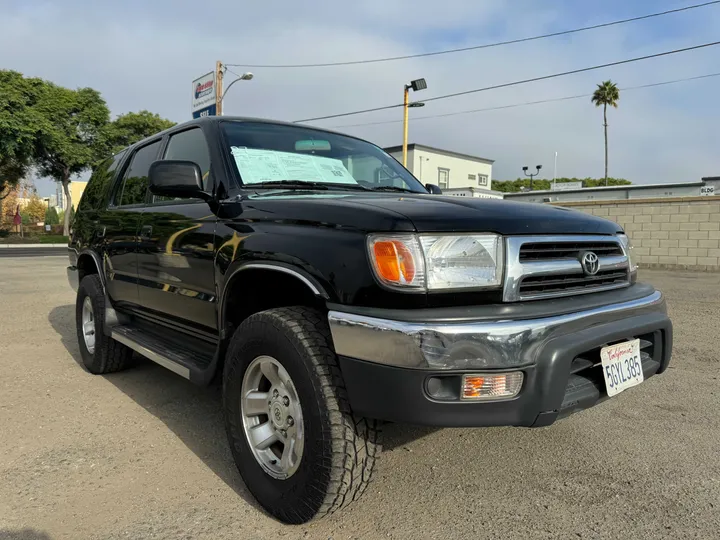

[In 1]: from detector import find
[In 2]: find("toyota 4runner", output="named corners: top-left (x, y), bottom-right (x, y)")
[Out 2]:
top-left (67, 117), bottom-right (673, 524)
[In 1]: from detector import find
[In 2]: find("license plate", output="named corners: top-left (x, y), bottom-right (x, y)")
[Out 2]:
top-left (600, 339), bottom-right (644, 397)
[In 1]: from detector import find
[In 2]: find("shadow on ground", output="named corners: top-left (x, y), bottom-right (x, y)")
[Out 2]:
top-left (0, 529), bottom-right (53, 540)
top-left (48, 304), bottom-right (440, 502)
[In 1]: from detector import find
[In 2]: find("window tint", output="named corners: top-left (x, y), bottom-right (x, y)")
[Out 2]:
top-left (117, 141), bottom-right (161, 206)
top-left (81, 151), bottom-right (126, 211)
top-left (164, 128), bottom-right (211, 188)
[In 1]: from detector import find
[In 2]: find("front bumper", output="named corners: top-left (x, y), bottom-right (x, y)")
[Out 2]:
top-left (329, 285), bottom-right (672, 427)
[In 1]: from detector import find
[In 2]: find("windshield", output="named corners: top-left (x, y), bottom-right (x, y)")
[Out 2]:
top-left (221, 121), bottom-right (427, 193)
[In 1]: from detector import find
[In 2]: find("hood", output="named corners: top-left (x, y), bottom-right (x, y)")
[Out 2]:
top-left (244, 192), bottom-right (621, 235)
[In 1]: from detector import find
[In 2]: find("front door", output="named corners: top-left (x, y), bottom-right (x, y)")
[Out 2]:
top-left (135, 127), bottom-right (218, 333)
top-left (101, 139), bottom-right (162, 308)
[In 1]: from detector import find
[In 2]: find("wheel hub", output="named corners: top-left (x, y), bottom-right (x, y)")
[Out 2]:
top-left (240, 356), bottom-right (304, 479)
top-left (81, 296), bottom-right (96, 355)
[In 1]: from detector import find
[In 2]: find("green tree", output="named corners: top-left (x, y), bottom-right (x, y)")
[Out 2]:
top-left (591, 80), bottom-right (620, 186)
top-left (102, 110), bottom-right (175, 155)
top-left (33, 83), bottom-right (110, 235)
top-left (45, 205), bottom-right (59, 225)
top-left (25, 194), bottom-right (47, 223)
top-left (0, 71), bottom-right (49, 199)
top-left (492, 177), bottom-right (631, 193)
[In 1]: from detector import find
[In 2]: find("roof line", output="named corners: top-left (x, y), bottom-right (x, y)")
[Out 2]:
top-left (383, 143), bottom-right (495, 164)
top-left (503, 181), bottom-right (707, 196)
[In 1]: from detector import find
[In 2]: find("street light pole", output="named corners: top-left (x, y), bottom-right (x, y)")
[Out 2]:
top-left (522, 165), bottom-right (542, 191)
top-left (215, 61), bottom-right (254, 116)
top-left (403, 86), bottom-right (409, 167)
top-left (402, 78), bottom-right (427, 168)
top-left (220, 72), bottom-right (254, 115)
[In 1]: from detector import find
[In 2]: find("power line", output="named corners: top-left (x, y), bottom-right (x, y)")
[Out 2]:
top-left (329, 72), bottom-right (720, 129)
top-left (227, 1), bottom-right (720, 69)
top-left (293, 40), bottom-right (720, 123)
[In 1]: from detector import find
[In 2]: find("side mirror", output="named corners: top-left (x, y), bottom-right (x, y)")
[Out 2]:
top-left (148, 160), bottom-right (210, 200)
top-left (425, 183), bottom-right (442, 195)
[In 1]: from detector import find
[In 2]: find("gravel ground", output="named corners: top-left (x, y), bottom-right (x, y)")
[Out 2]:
top-left (0, 257), bottom-right (718, 540)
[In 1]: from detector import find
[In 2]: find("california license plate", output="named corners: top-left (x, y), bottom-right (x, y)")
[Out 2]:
top-left (600, 339), bottom-right (644, 397)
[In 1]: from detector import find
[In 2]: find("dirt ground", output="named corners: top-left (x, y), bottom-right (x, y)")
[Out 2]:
top-left (1, 257), bottom-right (718, 540)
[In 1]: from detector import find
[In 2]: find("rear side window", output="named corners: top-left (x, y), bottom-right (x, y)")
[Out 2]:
top-left (116, 141), bottom-right (161, 206)
top-left (80, 151), bottom-right (126, 210)
top-left (163, 128), bottom-right (211, 189)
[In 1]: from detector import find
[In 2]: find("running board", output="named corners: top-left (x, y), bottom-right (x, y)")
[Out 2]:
top-left (111, 325), bottom-right (215, 383)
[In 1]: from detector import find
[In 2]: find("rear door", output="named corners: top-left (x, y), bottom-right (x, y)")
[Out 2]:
top-left (100, 140), bottom-right (162, 308)
top-left (135, 127), bottom-right (218, 333)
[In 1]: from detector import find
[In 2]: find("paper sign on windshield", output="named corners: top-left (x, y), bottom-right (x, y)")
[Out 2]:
top-left (231, 147), bottom-right (357, 185)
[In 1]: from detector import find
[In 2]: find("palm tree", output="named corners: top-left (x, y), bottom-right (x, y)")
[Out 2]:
top-left (591, 80), bottom-right (620, 185)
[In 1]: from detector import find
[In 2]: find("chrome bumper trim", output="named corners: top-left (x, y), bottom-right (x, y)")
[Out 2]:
top-left (328, 291), bottom-right (665, 370)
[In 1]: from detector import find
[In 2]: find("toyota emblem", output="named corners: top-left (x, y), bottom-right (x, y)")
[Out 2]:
top-left (580, 251), bottom-right (600, 276)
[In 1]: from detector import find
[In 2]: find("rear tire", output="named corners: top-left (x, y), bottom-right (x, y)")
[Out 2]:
top-left (223, 306), bottom-right (382, 524)
top-left (75, 275), bottom-right (133, 374)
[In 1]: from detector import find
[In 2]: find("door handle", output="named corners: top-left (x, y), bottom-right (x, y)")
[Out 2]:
top-left (140, 225), bottom-right (153, 240)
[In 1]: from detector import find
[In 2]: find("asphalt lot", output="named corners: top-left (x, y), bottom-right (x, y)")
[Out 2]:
top-left (0, 257), bottom-right (718, 540)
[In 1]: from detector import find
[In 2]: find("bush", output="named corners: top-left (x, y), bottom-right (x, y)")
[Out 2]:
top-left (45, 206), bottom-right (60, 225)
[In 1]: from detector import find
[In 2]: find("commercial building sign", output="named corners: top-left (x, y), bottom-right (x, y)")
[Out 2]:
top-left (192, 71), bottom-right (217, 118)
top-left (700, 185), bottom-right (715, 196)
top-left (551, 181), bottom-right (583, 191)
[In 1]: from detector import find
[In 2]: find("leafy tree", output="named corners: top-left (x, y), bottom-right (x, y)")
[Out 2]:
top-left (492, 177), bottom-right (631, 193)
top-left (103, 110), bottom-right (175, 155)
top-left (591, 80), bottom-right (620, 185)
top-left (25, 194), bottom-right (47, 223)
top-left (0, 71), bottom-right (49, 199)
top-left (45, 205), bottom-right (59, 225)
top-left (33, 83), bottom-right (110, 235)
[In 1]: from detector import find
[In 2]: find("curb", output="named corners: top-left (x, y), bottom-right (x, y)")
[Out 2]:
top-left (0, 244), bottom-right (68, 248)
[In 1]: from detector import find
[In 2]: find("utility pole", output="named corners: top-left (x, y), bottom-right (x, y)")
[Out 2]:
top-left (215, 60), bottom-right (224, 117)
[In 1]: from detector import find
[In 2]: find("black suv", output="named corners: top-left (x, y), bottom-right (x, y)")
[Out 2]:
top-left (67, 117), bottom-right (673, 524)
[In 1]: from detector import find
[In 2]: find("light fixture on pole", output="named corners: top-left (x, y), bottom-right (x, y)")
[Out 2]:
top-left (403, 78), bottom-right (427, 167)
top-left (522, 165), bottom-right (542, 191)
top-left (219, 69), bottom-right (254, 116)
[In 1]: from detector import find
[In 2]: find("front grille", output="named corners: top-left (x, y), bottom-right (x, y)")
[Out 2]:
top-left (504, 235), bottom-right (630, 302)
top-left (519, 269), bottom-right (628, 296)
top-left (519, 241), bottom-right (623, 262)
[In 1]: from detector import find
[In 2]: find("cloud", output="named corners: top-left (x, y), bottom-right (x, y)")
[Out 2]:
top-left (2, 0), bottom-right (718, 194)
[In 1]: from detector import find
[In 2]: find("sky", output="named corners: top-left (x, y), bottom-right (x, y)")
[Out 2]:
top-left (1, 0), bottom-right (719, 196)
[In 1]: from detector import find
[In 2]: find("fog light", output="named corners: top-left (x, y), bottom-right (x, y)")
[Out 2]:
top-left (461, 372), bottom-right (523, 401)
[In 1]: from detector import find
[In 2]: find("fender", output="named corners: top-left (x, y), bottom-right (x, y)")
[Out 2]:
top-left (76, 248), bottom-right (129, 335)
top-left (217, 261), bottom-right (330, 335)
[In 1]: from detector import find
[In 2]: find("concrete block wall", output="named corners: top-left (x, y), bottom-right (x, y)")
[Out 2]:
top-left (554, 197), bottom-right (720, 271)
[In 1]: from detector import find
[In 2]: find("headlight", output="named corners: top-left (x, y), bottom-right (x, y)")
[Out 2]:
top-left (618, 233), bottom-right (638, 275)
top-left (367, 233), bottom-right (503, 291)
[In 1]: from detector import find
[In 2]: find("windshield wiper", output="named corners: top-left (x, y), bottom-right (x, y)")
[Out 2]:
top-left (365, 185), bottom-right (416, 193)
top-left (247, 180), bottom-right (329, 190)
top-left (246, 180), bottom-right (374, 191)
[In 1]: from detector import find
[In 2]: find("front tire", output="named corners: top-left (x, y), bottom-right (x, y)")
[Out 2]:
top-left (75, 275), bottom-right (133, 374)
top-left (223, 307), bottom-right (382, 524)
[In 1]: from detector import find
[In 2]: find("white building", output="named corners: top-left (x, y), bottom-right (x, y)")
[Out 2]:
top-left (504, 177), bottom-right (720, 204)
top-left (384, 143), bottom-right (494, 192)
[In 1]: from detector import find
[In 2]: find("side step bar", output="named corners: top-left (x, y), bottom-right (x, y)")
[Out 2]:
top-left (111, 325), bottom-right (216, 384)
